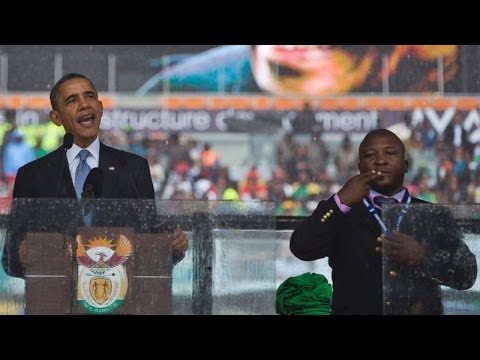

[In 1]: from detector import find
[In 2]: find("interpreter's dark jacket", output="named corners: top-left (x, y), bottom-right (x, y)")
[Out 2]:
top-left (290, 194), bottom-right (477, 315)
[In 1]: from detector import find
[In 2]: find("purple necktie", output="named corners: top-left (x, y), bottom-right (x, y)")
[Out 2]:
top-left (373, 196), bottom-right (399, 208)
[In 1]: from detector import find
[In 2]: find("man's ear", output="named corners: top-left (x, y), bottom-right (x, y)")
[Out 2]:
top-left (50, 110), bottom-right (62, 127)
top-left (405, 159), bottom-right (409, 173)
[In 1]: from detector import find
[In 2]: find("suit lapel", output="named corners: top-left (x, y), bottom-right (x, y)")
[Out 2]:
top-left (356, 202), bottom-right (383, 235)
top-left (48, 147), bottom-right (76, 198)
top-left (98, 143), bottom-right (121, 198)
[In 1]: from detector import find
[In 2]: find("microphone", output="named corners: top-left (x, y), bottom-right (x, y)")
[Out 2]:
top-left (79, 168), bottom-right (103, 227)
top-left (63, 132), bottom-right (74, 150)
top-left (55, 132), bottom-right (74, 197)
top-left (81, 167), bottom-right (104, 199)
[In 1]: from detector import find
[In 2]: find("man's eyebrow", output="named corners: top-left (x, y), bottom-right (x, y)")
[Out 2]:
top-left (361, 144), bottom-right (398, 153)
top-left (361, 147), bottom-right (375, 152)
top-left (64, 93), bottom-right (78, 102)
top-left (64, 90), bottom-right (96, 102)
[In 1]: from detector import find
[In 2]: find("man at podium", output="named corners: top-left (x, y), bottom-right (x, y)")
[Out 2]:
top-left (2, 73), bottom-right (188, 279)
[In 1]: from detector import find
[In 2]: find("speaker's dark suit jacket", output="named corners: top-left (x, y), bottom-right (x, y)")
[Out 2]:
top-left (12, 142), bottom-right (154, 200)
top-left (290, 194), bottom-right (477, 315)
top-left (2, 143), bottom-right (156, 278)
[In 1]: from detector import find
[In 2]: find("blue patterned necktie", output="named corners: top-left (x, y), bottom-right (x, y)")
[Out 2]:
top-left (74, 149), bottom-right (91, 199)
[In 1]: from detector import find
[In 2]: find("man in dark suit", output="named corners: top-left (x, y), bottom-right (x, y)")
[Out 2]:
top-left (443, 112), bottom-right (469, 152)
top-left (290, 129), bottom-right (477, 314)
top-left (2, 73), bottom-right (188, 278)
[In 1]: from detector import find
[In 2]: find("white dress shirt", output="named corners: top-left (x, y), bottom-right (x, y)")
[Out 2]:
top-left (66, 137), bottom-right (100, 185)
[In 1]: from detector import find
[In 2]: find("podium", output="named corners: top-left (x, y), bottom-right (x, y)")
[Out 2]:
top-left (5, 198), bottom-right (173, 315)
top-left (2, 198), bottom-right (278, 315)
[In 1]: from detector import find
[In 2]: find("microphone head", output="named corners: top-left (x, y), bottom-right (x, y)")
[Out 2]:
top-left (63, 133), bottom-right (74, 150)
top-left (82, 167), bottom-right (104, 198)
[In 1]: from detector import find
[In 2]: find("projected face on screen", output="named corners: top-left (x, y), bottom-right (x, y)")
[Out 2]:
top-left (136, 45), bottom-right (459, 96)
top-left (250, 45), bottom-right (458, 95)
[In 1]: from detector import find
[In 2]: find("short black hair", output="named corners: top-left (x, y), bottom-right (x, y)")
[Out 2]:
top-left (359, 128), bottom-right (405, 156)
top-left (49, 73), bottom-right (97, 111)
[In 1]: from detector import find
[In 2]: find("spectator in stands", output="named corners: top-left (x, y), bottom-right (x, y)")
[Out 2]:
top-left (334, 134), bottom-right (357, 185)
top-left (388, 112), bottom-right (416, 142)
top-left (0, 109), bottom-right (18, 182)
top-left (239, 166), bottom-right (268, 201)
top-left (443, 112), bottom-right (470, 155)
top-left (200, 142), bottom-right (220, 177)
top-left (2, 129), bottom-right (36, 193)
top-left (146, 150), bottom-right (166, 198)
top-left (268, 168), bottom-right (293, 205)
top-left (292, 102), bottom-right (317, 133)
top-left (306, 124), bottom-right (330, 178)
top-left (276, 132), bottom-right (298, 178)
top-left (165, 132), bottom-right (192, 172)
top-left (33, 136), bottom-right (48, 159)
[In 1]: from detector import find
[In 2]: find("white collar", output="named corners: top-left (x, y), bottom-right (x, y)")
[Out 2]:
top-left (66, 137), bottom-right (100, 165)
top-left (368, 188), bottom-right (406, 206)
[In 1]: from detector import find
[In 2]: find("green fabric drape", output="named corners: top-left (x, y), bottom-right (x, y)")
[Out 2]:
top-left (276, 272), bottom-right (332, 315)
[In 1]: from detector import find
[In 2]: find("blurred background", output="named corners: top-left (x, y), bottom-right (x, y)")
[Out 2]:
top-left (1, 45), bottom-right (480, 314)
top-left (1, 45), bottom-right (480, 215)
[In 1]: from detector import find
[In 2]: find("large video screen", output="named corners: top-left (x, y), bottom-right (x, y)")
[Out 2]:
top-left (1, 45), bottom-right (479, 95)
top-left (136, 45), bottom-right (474, 96)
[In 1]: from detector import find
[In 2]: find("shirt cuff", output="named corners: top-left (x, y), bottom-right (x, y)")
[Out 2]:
top-left (334, 193), bottom-right (351, 213)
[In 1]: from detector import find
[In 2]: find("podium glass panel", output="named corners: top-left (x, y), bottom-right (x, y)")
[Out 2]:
top-left (157, 200), bottom-right (276, 314)
top-left (0, 198), bottom-right (24, 314)
top-left (0, 198), bottom-right (275, 315)
top-left (383, 204), bottom-right (479, 315)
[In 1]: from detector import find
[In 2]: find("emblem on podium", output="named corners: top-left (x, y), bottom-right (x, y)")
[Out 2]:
top-left (76, 234), bottom-right (132, 314)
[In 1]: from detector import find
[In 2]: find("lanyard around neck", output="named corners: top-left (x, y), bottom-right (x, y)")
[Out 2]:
top-left (362, 192), bottom-right (411, 234)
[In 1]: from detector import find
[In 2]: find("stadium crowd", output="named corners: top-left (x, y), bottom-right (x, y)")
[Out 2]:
top-left (1, 111), bottom-right (479, 216)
